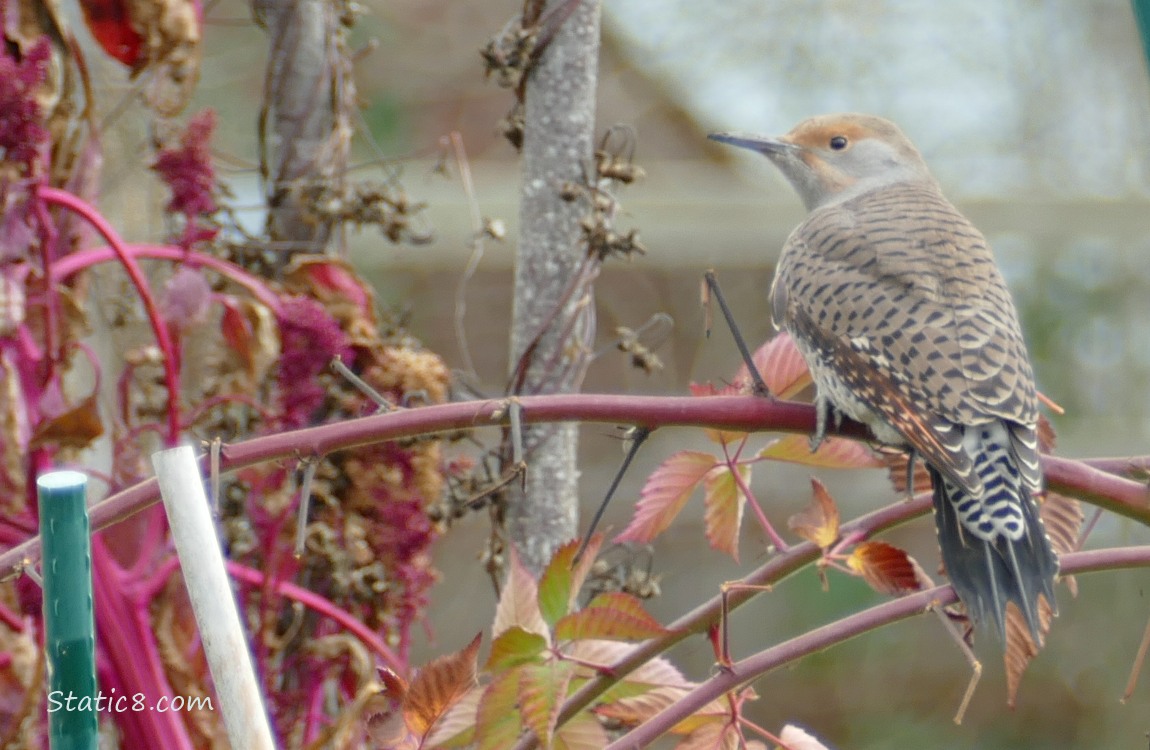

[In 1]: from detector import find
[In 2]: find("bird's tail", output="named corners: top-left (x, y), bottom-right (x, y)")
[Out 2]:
top-left (929, 458), bottom-right (1059, 643)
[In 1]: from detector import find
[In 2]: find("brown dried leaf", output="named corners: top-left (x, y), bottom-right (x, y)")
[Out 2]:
top-left (404, 633), bottom-right (482, 737)
top-left (846, 542), bottom-right (923, 596)
top-left (1040, 492), bottom-right (1083, 596)
top-left (29, 392), bottom-right (103, 450)
top-left (1004, 596), bottom-right (1054, 708)
top-left (787, 478), bottom-right (840, 549)
top-left (880, 450), bottom-right (933, 496)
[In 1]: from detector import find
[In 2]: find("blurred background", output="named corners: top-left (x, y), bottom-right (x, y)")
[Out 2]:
top-left (83, 0), bottom-right (1150, 747)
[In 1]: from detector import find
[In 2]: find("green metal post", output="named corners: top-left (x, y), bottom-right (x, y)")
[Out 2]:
top-left (37, 470), bottom-right (98, 750)
top-left (1134, 0), bottom-right (1150, 76)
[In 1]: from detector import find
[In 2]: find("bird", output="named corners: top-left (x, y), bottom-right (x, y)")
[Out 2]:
top-left (709, 113), bottom-right (1058, 643)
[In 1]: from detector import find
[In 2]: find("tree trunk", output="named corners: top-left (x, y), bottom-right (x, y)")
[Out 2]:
top-left (506, 0), bottom-right (602, 574)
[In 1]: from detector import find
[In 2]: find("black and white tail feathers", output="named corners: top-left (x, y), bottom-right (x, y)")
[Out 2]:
top-left (929, 422), bottom-right (1059, 642)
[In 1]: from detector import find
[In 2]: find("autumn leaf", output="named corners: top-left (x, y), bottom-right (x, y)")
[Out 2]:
top-left (30, 392), bottom-right (104, 450)
top-left (404, 633), bottom-right (481, 737)
top-left (538, 535), bottom-right (604, 627)
top-left (1040, 492), bottom-right (1083, 596)
top-left (787, 478), bottom-right (840, 549)
top-left (674, 720), bottom-right (742, 750)
top-left (616, 451), bottom-right (716, 544)
top-left (485, 626), bottom-right (548, 671)
top-left (518, 661), bottom-right (576, 748)
top-left (703, 463), bottom-right (749, 560)
top-left (846, 542), bottom-right (923, 595)
top-left (492, 548), bottom-right (550, 642)
top-left (554, 592), bottom-right (672, 642)
top-left (475, 669), bottom-right (523, 750)
top-left (1004, 595), bottom-right (1054, 708)
top-left (759, 434), bottom-right (882, 469)
top-left (554, 710), bottom-right (610, 750)
top-left (565, 639), bottom-right (687, 695)
top-left (755, 332), bottom-right (812, 399)
top-left (423, 685), bottom-right (482, 748)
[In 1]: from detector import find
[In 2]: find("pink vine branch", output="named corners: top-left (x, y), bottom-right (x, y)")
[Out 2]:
top-left (1, 393), bottom-right (1147, 582)
top-left (602, 545), bottom-right (1150, 750)
top-left (38, 186), bottom-right (182, 443)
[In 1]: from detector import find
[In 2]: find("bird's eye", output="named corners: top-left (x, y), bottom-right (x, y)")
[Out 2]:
top-left (829, 135), bottom-right (849, 150)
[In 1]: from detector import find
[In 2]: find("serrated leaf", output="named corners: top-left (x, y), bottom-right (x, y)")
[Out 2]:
top-left (616, 451), bottom-right (716, 544)
top-left (554, 710), bottom-right (610, 750)
top-left (564, 639), bottom-right (688, 698)
top-left (554, 592), bottom-right (672, 642)
top-left (1005, 595), bottom-right (1054, 708)
top-left (703, 463), bottom-right (749, 560)
top-left (1040, 492), bottom-right (1083, 596)
top-left (404, 633), bottom-right (481, 737)
top-left (846, 541), bottom-right (922, 595)
top-left (518, 661), bottom-right (576, 748)
top-left (759, 434), bottom-right (882, 469)
top-left (475, 669), bottom-right (523, 750)
top-left (493, 548), bottom-right (550, 642)
top-left (485, 626), bottom-right (549, 671)
top-left (787, 478), bottom-right (840, 549)
top-left (539, 535), bottom-right (604, 627)
top-left (756, 332), bottom-right (812, 399)
top-left (424, 685), bottom-right (482, 748)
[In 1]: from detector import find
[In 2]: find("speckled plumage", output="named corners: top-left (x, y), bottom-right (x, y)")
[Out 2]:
top-left (711, 114), bottom-right (1058, 641)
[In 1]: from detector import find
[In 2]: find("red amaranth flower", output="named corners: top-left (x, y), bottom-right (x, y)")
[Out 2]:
top-left (0, 39), bottom-right (52, 174)
top-left (277, 296), bottom-right (352, 429)
top-left (152, 109), bottom-right (218, 220)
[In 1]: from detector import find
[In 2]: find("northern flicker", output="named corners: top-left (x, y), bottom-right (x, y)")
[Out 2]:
top-left (710, 113), bottom-right (1058, 642)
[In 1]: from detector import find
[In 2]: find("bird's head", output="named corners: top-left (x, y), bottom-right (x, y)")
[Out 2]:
top-left (709, 113), bottom-right (935, 211)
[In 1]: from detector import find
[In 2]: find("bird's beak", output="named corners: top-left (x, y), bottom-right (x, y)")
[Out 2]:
top-left (708, 131), bottom-right (797, 156)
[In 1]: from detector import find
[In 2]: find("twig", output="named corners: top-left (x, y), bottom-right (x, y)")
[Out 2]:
top-left (704, 271), bottom-right (768, 396)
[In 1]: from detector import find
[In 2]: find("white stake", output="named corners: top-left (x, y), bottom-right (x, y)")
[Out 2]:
top-left (152, 445), bottom-right (275, 750)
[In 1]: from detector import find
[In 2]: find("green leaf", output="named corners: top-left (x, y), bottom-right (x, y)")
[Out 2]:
top-left (475, 669), bottom-right (522, 750)
top-left (485, 626), bottom-right (549, 671)
top-left (518, 661), bottom-right (575, 748)
top-left (538, 535), bottom-right (604, 628)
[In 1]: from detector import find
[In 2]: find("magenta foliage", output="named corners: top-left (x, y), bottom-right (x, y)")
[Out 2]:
top-left (0, 39), bottom-right (51, 173)
top-left (276, 296), bottom-right (353, 429)
top-left (151, 110), bottom-right (218, 224)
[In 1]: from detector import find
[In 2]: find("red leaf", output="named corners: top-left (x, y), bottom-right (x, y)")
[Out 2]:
top-left (553, 592), bottom-right (672, 642)
top-left (616, 451), bottom-right (716, 544)
top-left (79, 0), bottom-right (144, 66)
top-left (754, 332), bottom-right (812, 399)
top-left (846, 541), bottom-right (922, 595)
